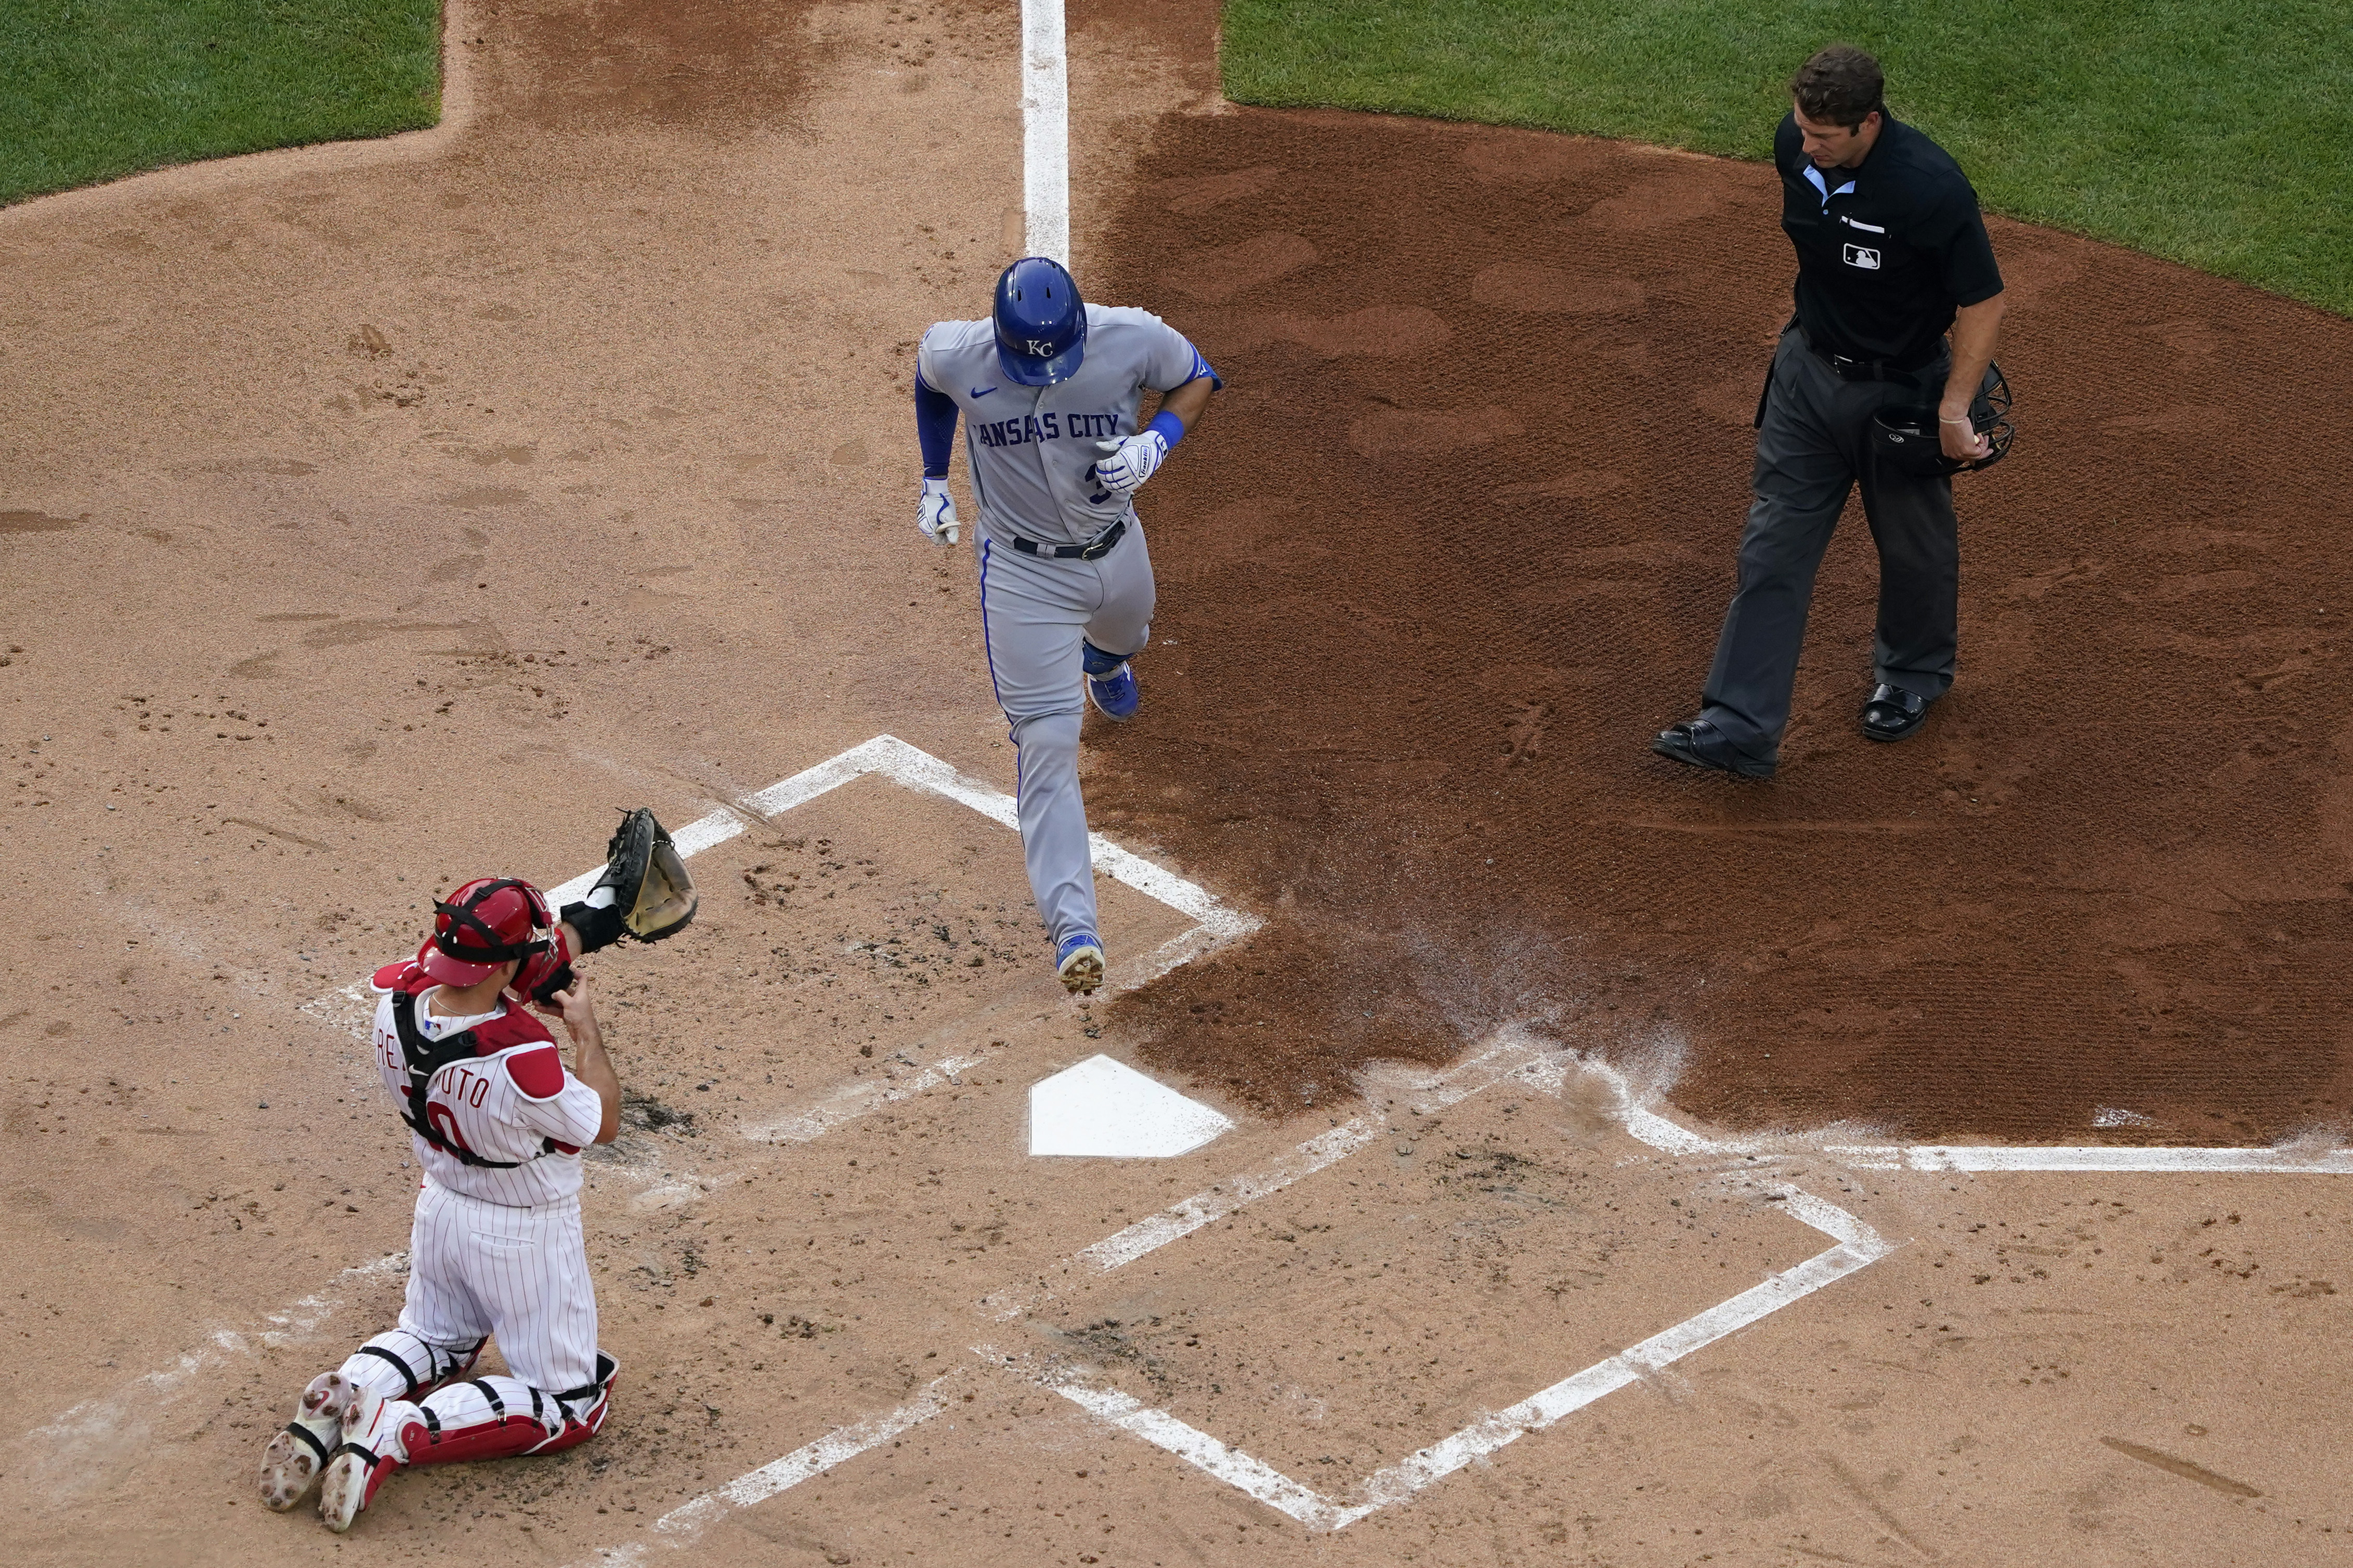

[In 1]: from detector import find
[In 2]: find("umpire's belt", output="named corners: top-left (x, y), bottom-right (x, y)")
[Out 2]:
top-left (1799, 325), bottom-right (1938, 385)
top-left (1011, 517), bottom-right (1125, 561)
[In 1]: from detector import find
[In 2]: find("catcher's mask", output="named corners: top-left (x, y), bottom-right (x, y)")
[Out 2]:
top-left (420, 876), bottom-right (554, 988)
top-left (1872, 362), bottom-right (2014, 479)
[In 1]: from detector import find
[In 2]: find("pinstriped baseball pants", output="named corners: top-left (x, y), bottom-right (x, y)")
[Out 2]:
top-left (396, 1180), bottom-right (599, 1394)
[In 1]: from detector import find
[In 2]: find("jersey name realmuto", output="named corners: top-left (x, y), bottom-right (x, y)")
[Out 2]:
top-left (369, 986), bottom-right (605, 1207)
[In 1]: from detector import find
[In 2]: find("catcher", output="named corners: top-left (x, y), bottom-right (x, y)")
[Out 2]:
top-left (257, 810), bottom-right (695, 1532)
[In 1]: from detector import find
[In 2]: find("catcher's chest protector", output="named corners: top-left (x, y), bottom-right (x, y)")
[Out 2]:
top-left (386, 983), bottom-right (552, 1170)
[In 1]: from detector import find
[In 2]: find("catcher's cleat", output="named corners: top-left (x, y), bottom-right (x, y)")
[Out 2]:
top-left (318, 1386), bottom-right (410, 1534)
top-left (258, 1371), bottom-right (364, 1510)
top-left (1055, 933), bottom-right (1105, 995)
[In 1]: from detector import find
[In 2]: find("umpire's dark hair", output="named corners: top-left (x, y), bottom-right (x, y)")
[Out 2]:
top-left (1790, 45), bottom-right (1885, 128)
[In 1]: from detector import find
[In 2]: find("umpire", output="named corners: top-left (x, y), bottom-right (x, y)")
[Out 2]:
top-left (1656, 45), bottom-right (2005, 779)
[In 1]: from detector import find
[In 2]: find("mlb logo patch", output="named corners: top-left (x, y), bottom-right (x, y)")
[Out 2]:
top-left (1842, 243), bottom-right (1883, 270)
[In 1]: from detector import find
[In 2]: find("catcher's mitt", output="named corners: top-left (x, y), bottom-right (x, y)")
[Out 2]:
top-left (560, 808), bottom-right (698, 956)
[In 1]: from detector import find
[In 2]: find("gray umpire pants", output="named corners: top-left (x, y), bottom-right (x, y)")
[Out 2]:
top-left (1698, 326), bottom-right (1959, 765)
top-left (976, 521), bottom-right (1154, 950)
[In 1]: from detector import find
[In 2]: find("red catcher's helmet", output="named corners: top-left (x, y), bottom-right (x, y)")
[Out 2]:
top-left (419, 877), bottom-right (554, 987)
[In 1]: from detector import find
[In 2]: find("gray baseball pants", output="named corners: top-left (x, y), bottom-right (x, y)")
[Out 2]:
top-left (977, 522), bottom-right (1154, 950)
top-left (1698, 326), bottom-right (1959, 766)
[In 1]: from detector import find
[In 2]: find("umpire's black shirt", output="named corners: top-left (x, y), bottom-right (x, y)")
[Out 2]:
top-left (1776, 111), bottom-right (2003, 367)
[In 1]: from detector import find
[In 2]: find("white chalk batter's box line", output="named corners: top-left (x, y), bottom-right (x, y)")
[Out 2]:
top-left (66, 734), bottom-right (1249, 1483)
top-left (580, 1033), bottom-right (1899, 1559)
top-left (112, 729), bottom-right (2348, 1530)
top-left (303, 734), bottom-right (2353, 1179)
top-left (304, 733), bottom-right (1258, 1039)
top-left (576, 1038), bottom-right (2353, 1551)
top-left (296, 732), bottom-right (1261, 1211)
top-left (273, 734), bottom-right (2353, 1551)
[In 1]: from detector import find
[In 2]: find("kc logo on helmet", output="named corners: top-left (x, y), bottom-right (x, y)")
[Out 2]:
top-left (1841, 243), bottom-right (1883, 270)
top-left (1023, 338), bottom-right (1055, 357)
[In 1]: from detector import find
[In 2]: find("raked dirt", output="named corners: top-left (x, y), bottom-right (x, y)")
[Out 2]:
top-left (2, 2), bottom-right (2349, 1564)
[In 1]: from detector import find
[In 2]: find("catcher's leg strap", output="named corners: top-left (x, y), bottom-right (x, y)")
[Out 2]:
top-left (346, 1330), bottom-right (487, 1403)
top-left (278, 1417), bottom-right (332, 1467)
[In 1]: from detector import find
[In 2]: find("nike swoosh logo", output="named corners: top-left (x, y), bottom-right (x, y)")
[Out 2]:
top-left (970, 386), bottom-right (997, 398)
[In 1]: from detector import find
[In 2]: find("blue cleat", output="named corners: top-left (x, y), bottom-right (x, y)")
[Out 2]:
top-left (1081, 639), bottom-right (1140, 722)
top-left (1055, 933), bottom-right (1105, 994)
top-left (1086, 662), bottom-right (1139, 721)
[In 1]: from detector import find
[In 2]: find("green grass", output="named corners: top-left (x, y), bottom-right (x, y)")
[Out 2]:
top-left (0, 1), bottom-right (443, 207)
top-left (1222, 1), bottom-right (2353, 315)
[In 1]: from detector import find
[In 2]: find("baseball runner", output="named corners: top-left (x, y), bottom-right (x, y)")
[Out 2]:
top-left (257, 812), bottom-right (695, 1532)
top-left (912, 256), bottom-right (1220, 993)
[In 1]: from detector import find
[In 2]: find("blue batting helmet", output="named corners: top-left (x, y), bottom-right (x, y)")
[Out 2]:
top-left (992, 257), bottom-right (1086, 386)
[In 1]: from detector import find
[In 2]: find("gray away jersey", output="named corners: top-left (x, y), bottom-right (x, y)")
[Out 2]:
top-left (917, 304), bottom-right (1211, 548)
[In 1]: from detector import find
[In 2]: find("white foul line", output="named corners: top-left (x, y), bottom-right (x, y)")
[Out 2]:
top-left (1516, 1040), bottom-right (2353, 1179)
top-left (545, 743), bottom-right (2353, 1181)
top-left (1019, 0), bottom-right (1070, 265)
top-left (1828, 1143), bottom-right (2353, 1174)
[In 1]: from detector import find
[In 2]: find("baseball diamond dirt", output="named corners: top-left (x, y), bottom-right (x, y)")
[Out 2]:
top-left (1091, 96), bottom-right (2353, 1143)
top-left (3, 1), bottom-right (2350, 1564)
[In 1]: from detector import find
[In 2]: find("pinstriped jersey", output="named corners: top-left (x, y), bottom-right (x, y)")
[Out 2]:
top-left (369, 985), bottom-right (604, 1207)
top-left (916, 304), bottom-right (1211, 548)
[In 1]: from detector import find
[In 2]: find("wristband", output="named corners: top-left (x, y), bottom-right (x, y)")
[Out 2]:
top-left (1145, 410), bottom-right (1185, 449)
top-left (1939, 416), bottom-right (1973, 426)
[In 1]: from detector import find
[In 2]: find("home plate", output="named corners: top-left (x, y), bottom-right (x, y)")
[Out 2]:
top-left (1028, 1055), bottom-right (1235, 1158)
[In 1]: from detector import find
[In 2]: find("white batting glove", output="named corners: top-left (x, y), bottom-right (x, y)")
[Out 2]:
top-left (1091, 431), bottom-right (1167, 497)
top-left (917, 477), bottom-right (959, 546)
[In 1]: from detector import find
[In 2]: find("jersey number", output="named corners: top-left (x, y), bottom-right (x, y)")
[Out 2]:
top-left (425, 1100), bottom-right (475, 1155)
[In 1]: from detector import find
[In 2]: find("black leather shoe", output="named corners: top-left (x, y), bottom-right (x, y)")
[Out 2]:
top-left (1859, 683), bottom-right (1933, 742)
top-left (1652, 719), bottom-right (1775, 779)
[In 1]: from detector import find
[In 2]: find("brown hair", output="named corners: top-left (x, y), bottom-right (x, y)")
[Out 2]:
top-left (1790, 45), bottom-right (1885, 128)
